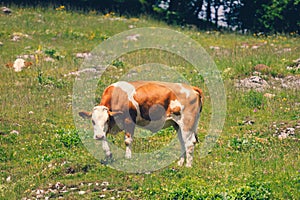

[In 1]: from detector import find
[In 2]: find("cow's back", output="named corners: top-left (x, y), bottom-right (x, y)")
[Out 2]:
top-left (99, 81), bottom-right (202, 118)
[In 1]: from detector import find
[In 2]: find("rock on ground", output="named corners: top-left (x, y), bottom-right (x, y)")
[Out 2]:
top-left (236, 75), bottom-right (300, 91)
top-left (235, 76), bottom-right (270, 91)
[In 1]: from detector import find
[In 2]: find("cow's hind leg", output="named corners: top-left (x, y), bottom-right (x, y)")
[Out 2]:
top-left (183, 131), bottom-right (197, 167)
top-left (178, 126), bottom-right (197, 167)
top-left (176, 127), bottom-right (185, 166)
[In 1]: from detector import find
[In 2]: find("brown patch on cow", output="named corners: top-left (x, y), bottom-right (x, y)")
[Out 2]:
top-left (133, 83), bottom-right (177, 121)
top-left (100, 85), bottom-right (137, 117)
top-left (171, 106), bottom-right (181, 115)
top-left (125, 132), bottom-right (131, 139)
top-left (99, 85), bottom-right (115, 110)
top-left (124, 133), bottom-right (131, 145)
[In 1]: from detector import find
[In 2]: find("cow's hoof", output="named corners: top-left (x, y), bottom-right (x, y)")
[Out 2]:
top-left (177, 158), bottom-right (184, 166)
top-left (185, 163), bottom-right (192, 168)
top-left (100, 158), bottom-right (114, 165)
top-left (100, 159), bottom-right (108, 165)
top-left (125, 154), bottom-right (132, 159)
top-left (100, 154), bottom-right (113, 165)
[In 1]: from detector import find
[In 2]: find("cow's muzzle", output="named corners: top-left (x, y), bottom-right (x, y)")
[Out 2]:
top-left (94, 135), bottom-right (105, 140)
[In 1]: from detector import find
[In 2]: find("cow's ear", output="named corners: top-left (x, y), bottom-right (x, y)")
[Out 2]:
top-left (79, 111), bottom-right (92, 119)
top-left (108, 110), bottom-right (123, 116)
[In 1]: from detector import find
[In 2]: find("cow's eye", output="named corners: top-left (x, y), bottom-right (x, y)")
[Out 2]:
top-left (92, 120), bottom-right (96, 125)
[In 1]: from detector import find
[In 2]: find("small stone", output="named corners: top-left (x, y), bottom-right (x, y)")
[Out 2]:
top-left (36, 189), bottom-right (44, 195)
top-left (243, 120), bottom-right (255, 125)
top-left (101, 181), bottom-right (109, 186)
top-left (44, 57), bottom-right (55, 62)
top-left (13, 58), bottom-right (26, 72)
top-left (12, 35), bottom-right (21, 42)
top-left (283, 48), bottom-right (292, 52)
top-left (264, 93), bottom-right (275, 99)
top-left (278, 133), bottom-right (287, 140)
top-left (287, 127), bottom-right (295, 131)
top-left (6, 176), bottom-right (11, 182)
top-left (10, 130), bottom-right (19, 135)
top-left (252, 71), bottom-right (262, 76)
top-left (76, 52), bottom-right (92, 59)
top-left (209, 46), bottom-right (220, 50)
top-left (235, 76), bottom-right (269, 91)
top-left (55, 182), bottom-right (64, 190)
top-left (78, 191), bottom-right (86, 195)
top-left (2, 7), bottom-right (12, 14)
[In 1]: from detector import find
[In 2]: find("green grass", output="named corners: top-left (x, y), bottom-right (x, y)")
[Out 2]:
top-left (1, 7), bottom-right (299, 199)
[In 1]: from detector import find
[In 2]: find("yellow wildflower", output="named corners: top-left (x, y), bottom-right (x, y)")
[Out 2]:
top-left (56, 5), bottom-right (65, 11)
top-left (88, 32), bottom-right (96, 40)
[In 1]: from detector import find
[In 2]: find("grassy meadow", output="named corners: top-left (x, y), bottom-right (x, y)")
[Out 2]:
top-left (0, 6), bottom-right (299, 199)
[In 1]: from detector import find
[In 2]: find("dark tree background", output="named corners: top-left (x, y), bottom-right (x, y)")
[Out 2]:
top-left (2, 0), bottom-right (299, 34)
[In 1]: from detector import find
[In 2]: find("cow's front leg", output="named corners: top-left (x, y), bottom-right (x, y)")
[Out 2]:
top-left (124, 118), bottom-right (135, 159)
top-left (101, 138), bottom-right (113, 164)
top-left (125, 132), bottom-right (133, 159)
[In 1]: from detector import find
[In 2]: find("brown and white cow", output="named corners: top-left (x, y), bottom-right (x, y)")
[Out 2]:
top-left (79, 81), bottom-right (203, 167)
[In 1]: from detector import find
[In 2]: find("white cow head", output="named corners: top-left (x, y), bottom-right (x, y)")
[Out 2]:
top-left (91, 106), bottom-right (110, 140)
top-left (79, 106), bottom-right (122, 140)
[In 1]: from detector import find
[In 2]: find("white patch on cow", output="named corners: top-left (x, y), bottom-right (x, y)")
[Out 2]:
top-left (169, 100), bottom-right (184, 125)
top-left (112, 81), bottom-right (139, 111)
top-left (92, 106), bottom-right (110, 140)
top-left (170, 99), bottom-right (184, 111)
top-left (177, 83), bottom-right (191, 98)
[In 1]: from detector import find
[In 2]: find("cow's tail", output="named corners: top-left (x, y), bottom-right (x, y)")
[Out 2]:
top-left (192, 86), bottom-right (204, 143)
top-left (192, 86), bottom-right (204, 112)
